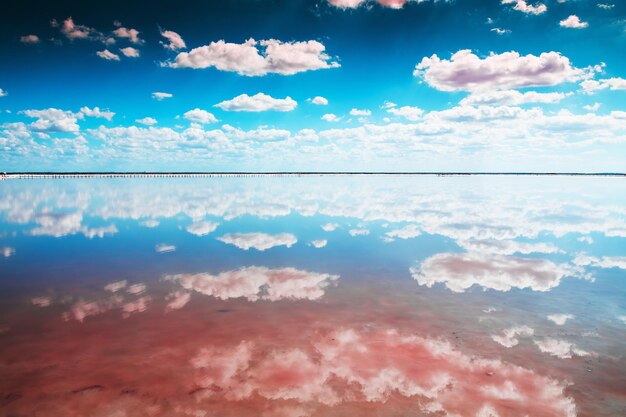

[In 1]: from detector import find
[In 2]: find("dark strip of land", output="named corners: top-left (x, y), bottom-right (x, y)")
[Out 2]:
top-left (2, 172), bottom-right (625, 179)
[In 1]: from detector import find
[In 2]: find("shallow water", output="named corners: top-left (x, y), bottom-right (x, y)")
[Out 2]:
top-left (0, 176), bottom-right (625, 417)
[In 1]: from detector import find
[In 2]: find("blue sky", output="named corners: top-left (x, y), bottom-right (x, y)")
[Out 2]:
top-left (1, 0), bottom-right (625, 171)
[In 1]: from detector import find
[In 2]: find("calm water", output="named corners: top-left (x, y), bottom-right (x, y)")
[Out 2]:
top-left (0, 176), bottom-right (625, 417)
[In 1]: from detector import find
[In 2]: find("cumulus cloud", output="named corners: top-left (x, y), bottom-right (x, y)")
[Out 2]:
top-left (167, 266), bottom-right (339, 301)
top-left (20, 34), bottom-right (40, 44)
top-left (460, 90), bottom-right (569, 106)
top-left (139, 219), bottom-right (159, 228)
top-left (580, 77), bottom-right (626, 94)
top-left (189, 327), bottom-right (576, 417)
top-left (22, 108), bottom-right (82, 133)
top-left (350, 108), bottom-right (371, 117)
top-left (597, 3), bottom-right (614, 9)
top-left (136, 117), bottom-right (157, 126)
top-left (410, 252), bottom-right (587, 293)
top-left (160, 29), bottom-right (186, 50)
top-left (534, 338), bottom-right (592, 359)
top-left (328, 0), bottom-right (412, 9)
top-left (0, 88), bottom-right (6, 97)
top-left (501, 0), bottom-right (547, 15)
top-left (120, 46), bottom-right (140, 58)
top-left (152, 92), bottom-right (173, 100)
top-left (155, 243), bottom-right (176, 253)
top-left (321, 223), bottom-right (340, 232)
top-left (167, 38), bottom-right (339, 76)
top-left (310, 239), bottom-right (328, 248)
top-left (547, 314), bottom-right (574, 325)
top-left (96, 49), bottom-right (120, 61)
top-left (79, 106), bottom-right (115, 121)
top-left (573, 253), bottom-right (626, 269)
top-left (217, 232), bottom-right (297, 251)
top-left (385, 224), bottom-right (421, 239)
top-left (321, 113), bottom-right (341, 122)
top-left (309, 96), bottom-right (329, 105)
top-left (349, 228), bottom-right (370, 236)
top-left (127, 283), bottom-right (146, 295)
top-left (491, 325), bottom-right (534, 347)
top-left (560, 15), bottom-right (588, 29)
top-left (215, 93), bottom-right (297, 112)
top-left (56, 17), bottom-right (101, 40)
top-left (386, 106), bottom-right (424, 121)
top-left (165, 290), bottom-right (191, 311)
top-left (186, 221), bottom-right (219, 236)
top-left (113, 25), bottom-right (143, 44)
top-left (414, 50), bottom-right (587, 92)
top-left (183, 108), bottom-right (218, 123)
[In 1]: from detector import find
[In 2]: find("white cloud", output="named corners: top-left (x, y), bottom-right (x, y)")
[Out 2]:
top-left (309, 96), bottom-right (329, 105)
top-left (461, 90), bottom-right (568, 106)
top-left (22, 108), bottom-right (82, 133)
top-left (580, 77), bottom-right (626, 94)
top-left (217, 232), bottom-right (297, 251)
top-left (321, 223), bottom-right (340, 232)
top-left (385, 224), bottom-right (421, 239)
top-left (215, 93), bottom-right (297, 112)
top-left (79, 106), bottom-right (115, 121)
top-left (1, 247), bottom-right (15, 257)
top-left (491, 28), bottom-right (511, 35)
top-left (0, 88), bottom-right (6, 97)
top-left (547, 314), bottom-right (574, 325)
top-left (188, 327), bottom-right (577, 417)
top-left (411, 252), bottom-right (587, 293)
top-left (349, 228), bottom-right (370, 236)
top-left (136, 117), bottom-right (157, 126)
top-left (152, 92), bottom-right (173, 100)
top-left (491, 325), bottom-right (534, 347)
top-left (113, 25), bottom-right (143, 44)
top-left (386, 106), bottom-right (424, 121)
top-left (573, 253), bottom-right (626, 270)
top-left (501, 0), bottom-right (547, 15)
top-left (583, 103), bottom-right (600, 112)
top-left (104, 280), bottom-right (127, 292)
top-left (534, 338), bottom-right (592, 359)
top-left (597, 3), bottom-right (614, 9)
top-left (311, 239), bottom-right (328, 248)
top-left (160, 30), bottom-right (186, 50)
top-left (183, 108), bottom-right (218, 123)
top-left (560, 15), bottom-right (588, 29)
top-left (127, 283), bottom-right (146, 295)
top-left (168, 266), bottom-right (338, 301)
top-left (20, 34), bottom-right (40, 44)
top-left (186, 221), bottom-right (219, 236)
top-left (120, 46), bottom-right (140, 58)
top-left (96, 49), bottom-right (120, 61)
top-left (415, 50), bottom-right (587, 92)
top-left (167, 38), bottom-right (339, 76)
top-left (155, 243), bottom-right (176, 253)
top-left (322, 113), bottom-right (341, 122)
top-left (165, 290), bottom-right (191, 311)
top-left (350, 108), bottom-right (371, 117)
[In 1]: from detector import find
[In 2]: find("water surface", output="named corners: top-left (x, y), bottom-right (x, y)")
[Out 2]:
top-left (1, 176), bottom-right (625, 417)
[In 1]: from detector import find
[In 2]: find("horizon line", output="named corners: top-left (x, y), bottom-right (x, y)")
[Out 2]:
top-left (2, 171), bottom-right (626, 178)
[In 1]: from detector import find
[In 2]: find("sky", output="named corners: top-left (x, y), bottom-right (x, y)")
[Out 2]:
top-left (1, 0), bottom-right (625, 172)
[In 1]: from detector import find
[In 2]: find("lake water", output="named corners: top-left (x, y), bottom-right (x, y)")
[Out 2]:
top-left (0, 176), bottom-right (625, 417)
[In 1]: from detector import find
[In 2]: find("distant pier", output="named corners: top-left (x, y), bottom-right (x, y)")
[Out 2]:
top-left (1, 172), bottom-right (625, 180)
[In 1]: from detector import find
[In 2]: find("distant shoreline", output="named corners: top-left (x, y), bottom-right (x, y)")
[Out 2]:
top-left (1, 172), bottom-right (625, 180)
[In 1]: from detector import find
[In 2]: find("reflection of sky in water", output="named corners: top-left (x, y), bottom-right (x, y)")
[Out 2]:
top-left (0, 177), bottom-right (625, 417)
